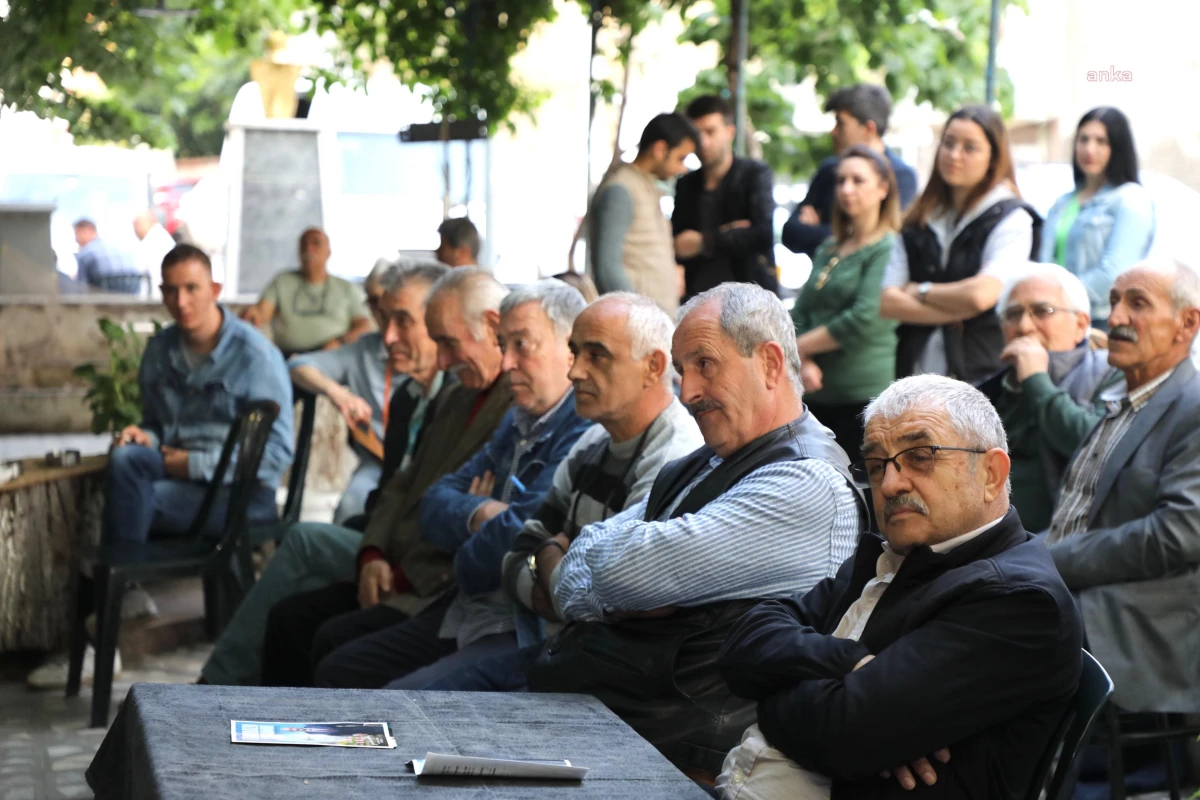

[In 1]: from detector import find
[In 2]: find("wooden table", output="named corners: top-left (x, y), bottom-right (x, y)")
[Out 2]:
top-left (0, 455), bottom-right (107, 652)
top-left (87, 685), bottom-right (713, 799)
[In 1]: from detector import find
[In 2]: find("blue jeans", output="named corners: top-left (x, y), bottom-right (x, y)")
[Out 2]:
top-left (333, 459), bottom-right (382, 526)
top-left (103, 444), bottom-right (278, 546)
top-left (416, 644), bottom-right (540, 692)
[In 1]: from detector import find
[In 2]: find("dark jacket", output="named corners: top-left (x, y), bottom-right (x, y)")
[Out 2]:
top-left (782, 150), bottom-right (919, 257)
top-left (364, 373), bottom-right (457, 515)
top-left (673, 156), bottom-right (778, 299)
top-left (719, 507), bottom-right (1083, 799)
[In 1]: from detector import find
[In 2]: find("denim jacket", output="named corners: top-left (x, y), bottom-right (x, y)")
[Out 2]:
top-left (138, 307), bottom-right (294, 487)
top-left (1039, 181), bottom-right (1155, 320)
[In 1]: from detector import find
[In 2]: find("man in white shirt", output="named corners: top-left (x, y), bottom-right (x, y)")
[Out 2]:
top-left (715, 374), bottom-right (1083, 800)
top-left (133, 210), bottom-right (177, 299)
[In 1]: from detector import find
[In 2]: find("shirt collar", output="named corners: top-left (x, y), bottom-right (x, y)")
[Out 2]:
top-left (881, 514), bottom-right (1004, 556)
top-left (1098, 365), bottom-right (1175, 411)
top-left (514, 387), bottom-right (573, 438)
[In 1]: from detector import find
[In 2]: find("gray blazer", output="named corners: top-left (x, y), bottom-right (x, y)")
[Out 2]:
top-left (1047, 357), bottom-right (1200, 713)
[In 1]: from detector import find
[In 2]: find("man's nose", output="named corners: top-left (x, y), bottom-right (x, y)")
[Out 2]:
top-left (500, 348), bottom-right (518, 373)
top-left (567, 358), bottom-right (586, 382)
top-left (1015, 311), bottom-right (1037, 335)
top-left (436, 346), bottom-right (454, 371)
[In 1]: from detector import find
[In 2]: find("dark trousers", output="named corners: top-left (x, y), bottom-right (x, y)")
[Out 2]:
top-left (103, 443), bottom-right (277, 545)
top-left (261, 582), bottom-right (407, 688)
top-left (419, 644), bottom-right (541, 692)
top-left (806, 400), bottom-right (869, 461)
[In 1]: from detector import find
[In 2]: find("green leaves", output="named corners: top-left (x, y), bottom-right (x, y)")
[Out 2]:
top-left (72, 317), bottom-right (149, 435)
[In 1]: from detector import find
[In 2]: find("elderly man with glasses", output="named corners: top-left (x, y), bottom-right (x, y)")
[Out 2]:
top-left (715, 374), bottom-right (1083, 800)
top-left (977, 263), bottom-right (1122, 530)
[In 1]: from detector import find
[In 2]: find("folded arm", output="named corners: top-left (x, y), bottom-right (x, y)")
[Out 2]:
top-left (714, 163), bottom-right (776, 259)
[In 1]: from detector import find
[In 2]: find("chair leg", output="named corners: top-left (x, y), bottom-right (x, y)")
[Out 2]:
top-left (1106, 704), bottom-right (1127, 800)
top-left (65, 570), bottom-right (90, 698)
top-left (90, 569), bottom-right (124, 728)
top-left (1159, 714), bottom-right (1181, 800)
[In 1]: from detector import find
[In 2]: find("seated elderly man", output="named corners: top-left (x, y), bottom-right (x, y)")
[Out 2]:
top-left (979, 263), bottom-right (1122, 530)
top-left (1045, 259), bottom-right (1200, 716)
top-left (289, 262), bottom-right (447, 524)
top-left (199, 267), bottom-right (504, 687)
top-left (281, 280), bottom-right (593, 690)
top-left (393, 292), bottom-right (704, 692)
top-left (525, 282), bottom-right (866, 776)
top-left (717, 374), bottom-right (1083, 799)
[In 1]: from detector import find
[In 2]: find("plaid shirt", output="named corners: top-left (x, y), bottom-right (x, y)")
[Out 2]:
top-left (1045, 367), bottom-right (1175, 543)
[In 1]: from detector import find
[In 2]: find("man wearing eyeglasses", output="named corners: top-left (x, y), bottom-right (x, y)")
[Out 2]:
top-left (715, 374), bottom-right (1083, 800)
top-left (978, 263), bottom-right (1122, 530)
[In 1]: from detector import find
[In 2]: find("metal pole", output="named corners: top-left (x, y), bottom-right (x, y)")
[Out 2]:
top-left (734, 0), bottom-right (749, 156)
top-left (985, 0), bottom-right (1000, 105)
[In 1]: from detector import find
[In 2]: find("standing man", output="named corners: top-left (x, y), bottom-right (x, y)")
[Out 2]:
top-left (73, 218), bottom-right (140, 293)
top-left (435, 218), bottom-right (481, 268)
top-left (589, 113), bottom-right (698, 315)
top-left (241, 228), bottom-right (372, 355)
top-left (132, 210), bottom-right (177, 299)
top-left (673, 96), bottom-right (778, 299)
top-left (782, 84), bottom-right (919, 257)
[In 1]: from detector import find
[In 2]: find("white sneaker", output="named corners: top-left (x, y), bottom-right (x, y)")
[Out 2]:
top-left (84, 586), bottom-right (159, 640)
top-left (26, 646), bottom-right (123, 690)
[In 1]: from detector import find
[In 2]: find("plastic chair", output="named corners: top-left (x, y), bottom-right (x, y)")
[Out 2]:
top-left (65, 400), bottom-right (281, 728)
top-left (1097, 706), bottom-right (1200, 800)
top-left (1024, 650), bottom-right (1115, 800)
top-left (247, 386), bottom-right (316, 548)
top-left (92, 273), bottom-right (147, 295)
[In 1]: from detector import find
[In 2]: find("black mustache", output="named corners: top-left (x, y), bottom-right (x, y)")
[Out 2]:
top-left (883, 494), bottom-right (929, 520)
top-left (1109, 325), bottom-right (1138, 344)
top-left (686, 399), bottom-right (722, 416)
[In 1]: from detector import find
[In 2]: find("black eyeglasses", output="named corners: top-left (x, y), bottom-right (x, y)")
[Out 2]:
top-left (1001, 302), bottom-right (1065, 324)
top-left (852, 445), bottom-right (987, 485)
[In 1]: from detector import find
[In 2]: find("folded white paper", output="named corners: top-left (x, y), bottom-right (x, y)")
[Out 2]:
top-left (409, 752), bottom-right (589, 780)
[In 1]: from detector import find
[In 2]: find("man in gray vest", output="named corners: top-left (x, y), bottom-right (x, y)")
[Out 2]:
top-left (588, 113), bottom-right (698, 315)
top-left (527, 282), bottom-right (866, 778)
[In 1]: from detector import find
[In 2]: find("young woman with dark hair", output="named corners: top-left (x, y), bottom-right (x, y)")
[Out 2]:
top-left (879, 105), bottom-right (1042, 383)
top-left (791, 145), bottom-right (902, 456)
top-left (1039, 106), bottom-right (1155, 324)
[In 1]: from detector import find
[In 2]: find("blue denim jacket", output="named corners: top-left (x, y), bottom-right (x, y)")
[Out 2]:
top-left (418, 391), bottom-right (593, 600)
top-left (137, 307), bottom-right (294, 487)
top-left (1039, 182), bottom-right (1155, 320)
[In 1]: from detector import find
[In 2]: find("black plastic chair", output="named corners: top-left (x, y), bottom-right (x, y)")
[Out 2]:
top-left (91, 272), bottom-right (148, 295)
top-left (65, 400), bottom-right (281, 728)
top-left (1024, 650), bottom-right (1115, 800)
top-left (247, 386), bottom-right (317, 548)
top-left (1097, 706), bottom-right (1200, 800)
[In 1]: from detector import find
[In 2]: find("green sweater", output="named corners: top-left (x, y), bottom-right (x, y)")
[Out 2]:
top-left (791, 235), bottom-right (897, 405)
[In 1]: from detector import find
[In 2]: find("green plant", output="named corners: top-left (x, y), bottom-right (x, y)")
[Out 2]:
top-left (72, 318), bottom-right (158, 435)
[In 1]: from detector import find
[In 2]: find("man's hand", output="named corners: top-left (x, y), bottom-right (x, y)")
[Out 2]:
top-left (321, 336), bottom-right (345, 351)
top-left (358, 560), bottom-right (394, 609)
top-left (1000, 335), bottom-right (1051, 382)
top-left (674, 230), bottom-right (704, 260)
top-left (852, 654), bottom-right (874, 672)
top-left (881, 749), bottom-right (951, 791)
top-left (468, 471), bottom-right (496, 498)
top-left (469, 500), bottom-right (509, 533)
top-left (798, 206), bottom-right (820, 226)
top-left (115, 425), bottom-right (152, 448)
top-left (530, 580), bottom-right (560, 622)
top-left (329, 386), bottom-right (373, 429)
top-left (800, 359), bottom-right (824, 393)
top-left (718, 219), bottom-right (751, 233)
top-left (675, 265), bottom-right (687, 300)
top-left (160, 446), bottom-right (190, 478)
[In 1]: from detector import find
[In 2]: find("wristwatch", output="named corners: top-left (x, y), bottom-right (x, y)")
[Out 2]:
top-left (917, 281), bottom-right (933, 303)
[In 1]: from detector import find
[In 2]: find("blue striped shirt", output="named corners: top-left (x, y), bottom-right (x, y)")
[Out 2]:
top-left (551, 456), bottom-right (863, 622)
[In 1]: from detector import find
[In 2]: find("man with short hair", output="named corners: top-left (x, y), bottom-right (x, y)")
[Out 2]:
top-left (673, 96), bottom-right (778, 299)
top-left (589, 113), bottom-right (698, 314)
top-left (242, 228), bottom-right (372, 355)
top-left (288, 261), bottom-right (448, 524)
top-left (980, 263), bottom-right (1121, 530)
top-left (306, 280), bottom-right (594, 690)
top-left (1045, 259), bottom-right (1200, 715)
top-left (199, 267), bottom-right (501, 687)
top-left (435, 217), bottom-right (481, 268)
top-left (782, 84), bottom-right (919, 257)
top-left (401, 292), bottom-right (705, 692)
top-left (717, 374), bottom-right (1083, 799)
top-left (527, 282), bottom-right (865, 775)
top-left (73, 218), bottom-right (140, 293)
top-left (29, 244), bottom-right (294, 689)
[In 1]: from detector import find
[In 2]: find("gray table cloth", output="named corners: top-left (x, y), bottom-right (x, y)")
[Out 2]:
top-left (86, 684), bottom-right (712, 799)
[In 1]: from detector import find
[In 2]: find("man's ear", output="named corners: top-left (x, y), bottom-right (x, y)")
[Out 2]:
top-left (981, 448), bottom-right (1011, 504)
top-left (212, 281), bottom-right (223, 299)
top-left (644, 349), bottom-right (669, 387)
top-left (1176, 307), bottom-right (1200, 344)
top-left (758, 341), bottom-right (787, 389)
top-left (482, 309), bottom-right (501, 342)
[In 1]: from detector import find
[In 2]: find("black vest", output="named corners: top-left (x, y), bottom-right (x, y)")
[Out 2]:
top-left (527, 412), bottom-right (867, 774)
top-left (896, 198), bottom-right (1042, 383)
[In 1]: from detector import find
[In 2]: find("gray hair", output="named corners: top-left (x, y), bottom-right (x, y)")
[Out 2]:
top-left (1120, 258), bottom-right (1200, 314)
top-left (428, 267), bottom-right (510, 339)
top-left (377, 260), bottom-right (449, 299)
top-left (499, 279), bottom-right (587, 339)
top-left (677, 282), bottom-right (804, 396)
top-left (863, 375), bottom-right (1008, 453)
top-left (596, 292), bottom-right (676, 384)
top-left (997, 262), bottom-right (1091, 320)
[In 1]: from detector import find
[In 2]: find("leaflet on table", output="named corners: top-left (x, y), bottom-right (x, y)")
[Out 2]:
top-left (408, 752), bottom-right (589, 780)
top-left (230, 721), bottom-right (397, 749)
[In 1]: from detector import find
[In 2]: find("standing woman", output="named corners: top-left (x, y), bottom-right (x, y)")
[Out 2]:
top-left (880, 105), bottom-right (1042, 383)
top-left (792, 145), bottom-right (901, 456)
top-left (1039, 107), bottom-right (1154, 325)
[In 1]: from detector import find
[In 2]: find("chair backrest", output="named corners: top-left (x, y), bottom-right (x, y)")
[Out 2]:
top-left (93, 273), bottom-right (147, 294)
top-left (277, 387), bottom-right (317, 526)
top-left (1025, 649), bottom-right (1115, 800)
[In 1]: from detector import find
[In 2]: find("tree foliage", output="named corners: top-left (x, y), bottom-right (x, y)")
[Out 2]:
top-left (72, 318), bottom-right (159, 435)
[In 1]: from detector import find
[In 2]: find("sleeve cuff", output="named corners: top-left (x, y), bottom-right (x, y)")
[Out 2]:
top-left (358, 547), bottom-right (386, 572)
top-left (1018, 371), bottom-right (1059, 404)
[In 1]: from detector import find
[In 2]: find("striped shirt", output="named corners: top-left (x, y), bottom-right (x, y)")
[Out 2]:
top-left (1045, 367), bottom-right (1174, 544)
top-left (551, 457), bottom-right (862, 622)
